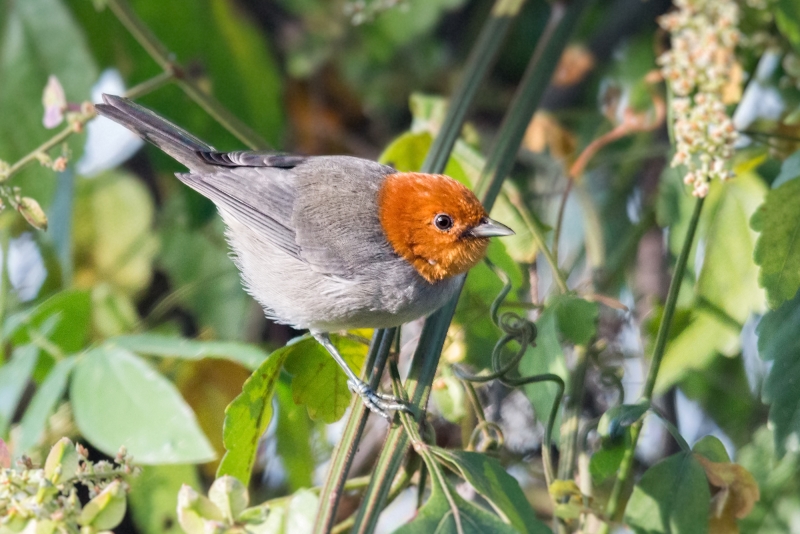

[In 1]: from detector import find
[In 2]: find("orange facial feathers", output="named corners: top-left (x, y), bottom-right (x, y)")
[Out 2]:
top-left (378, 172), bottom-right (490, 283)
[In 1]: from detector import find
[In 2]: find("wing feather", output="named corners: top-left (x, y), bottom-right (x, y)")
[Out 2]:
top-left (176, 167), bottom-right (300, 257)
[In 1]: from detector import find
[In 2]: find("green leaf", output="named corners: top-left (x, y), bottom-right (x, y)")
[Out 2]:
top-left (756, 290), bottom-right (800, 456)
top-left (177, 484), bottom-right (224, 534)
top-left (757, 287), bottom-right (800, 363)
top-left (79, 480), bottom-right (127, 530)
top-left (44, 437), bottom-right (79, 484)
top-left (772, 149), bottom-right (800, 188)
top-left (737, 426), bottom-right (800, 533)
top-left (283, 335), bottom-right (368, 423)
top-left (751, 177), bottom-right (800, 309)
top-left (275, 382), bottom-right (314, 491)
top-left (4, 289), bottom-right (91, 354)
top-left (677, 354), bottom-right (755, 446)
top-left (597, 402), bottom-right (649, 441)
top-left (519, 307), bottom-right (568, 442)
top-left (550, 294), bottom-right (599, 346)
top-left (208, 476), bottom-right (249, 523)
top-left (71, 347), bottom-right (215, 464)
top-left (91, 284), bottom-right (140, 339)
top-left (776, 0), bottom-right (800, 50)
top-left (624, 452), bottom-right (711, 534)
top-left (692, 435), bottom-right (730, 463)
top-left (654, 309), bottom-right (740, 394)
top-left (432, 449), bottom-right (551, 534)
top-left (762, 336), bottom-right (800, 455)
top-left (0, 0), bottom-right (97, 206)
top-left (17, 356), bottom-right (77, 453)
top-left (589, 437), bottom-right (627, 483)
top-left (111, 334), bottom-right (267, 370)
top-left (393, 471), bottom-right (518, 534)
top-left (129, 464), bottom-right (201, 534)
top-left (0, 345), bottom-right (39, 437)
top-left (235, 488), bottom-right (316, 534)
top-left (217, 343), bottom-right (292, 485)
top-left (697, 172), bottom-right (766, 322)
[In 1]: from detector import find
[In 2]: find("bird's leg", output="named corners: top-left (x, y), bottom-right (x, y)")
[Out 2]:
top-left (311, 332), bottom-right (412, 420)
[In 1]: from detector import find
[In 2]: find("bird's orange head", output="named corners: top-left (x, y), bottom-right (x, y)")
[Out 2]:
top-left (378, 172), bottom-right (514, 283)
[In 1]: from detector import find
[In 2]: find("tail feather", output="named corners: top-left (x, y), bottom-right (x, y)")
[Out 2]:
top-left (94, 94), bottom-right (214, 168)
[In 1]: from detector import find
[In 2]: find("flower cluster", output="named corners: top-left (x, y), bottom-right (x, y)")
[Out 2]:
top-left (0, 438), bottom-right (138, 534)
top-left (658, 0), bottom-right (741, 197)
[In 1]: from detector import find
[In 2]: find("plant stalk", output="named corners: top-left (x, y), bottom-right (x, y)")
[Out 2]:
top-left (557, 344), bottom-right (590, 481)
top-left (353, 2), bottom-right (590, 531)
top-left (473, 0), bottom-right (585, 293)
top-left (105, 0), bottom-right (269, 150)
top-left (422, 0), bottom-right (527, 175)
top-left (318, 1), bottom-right (528, 530)
top-left (600, 195), bottom-right (705, 529)
top-left (312, 328), bottom-right (395, 534)
top-left (352, 296), bottom-right (460, 534)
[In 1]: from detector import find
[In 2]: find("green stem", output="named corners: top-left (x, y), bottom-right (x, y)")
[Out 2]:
top-left (105, 0), bottom-right (269, 150)
top-left (353, 3), bottom-right (589, 531)
top-left (557, 344), bottom-right (589, 481)
top-left (474, 0), bottom-right (588, 294)
top-left (0, 230), bottom-right (9, 344)
top-left (422, 0), bottom-right (527, 175)
top-left (352, 296), bottom-right (460, 534)
top-left (312, 328), bottom-right (396, 534)
top-left (123, 70), bottom-right (175, 100)
top-left (600, 196), bottom-right (705, 529)
top-left (556, 344), bottom-right (590, 534)
top-left (3, 124), bottom-right (84, 182)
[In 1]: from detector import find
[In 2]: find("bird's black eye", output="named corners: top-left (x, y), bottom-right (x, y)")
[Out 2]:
top-left (434, 214), bottom-right (454, 231)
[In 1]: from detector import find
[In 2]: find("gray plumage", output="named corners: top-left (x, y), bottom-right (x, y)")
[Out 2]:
top-left (95, 94), bottom-right (459, 332)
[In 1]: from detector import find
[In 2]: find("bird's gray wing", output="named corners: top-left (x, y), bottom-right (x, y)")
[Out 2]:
top-left (197, 151), bottom-right (307, 168)
top-left (177, 166), bottom-right (301, 258)
top-left (291, 156), bottom-right (398, 276)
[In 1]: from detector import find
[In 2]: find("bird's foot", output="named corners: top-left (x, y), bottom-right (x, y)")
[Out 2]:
top-left (348, 379), bottom-right (413, 421)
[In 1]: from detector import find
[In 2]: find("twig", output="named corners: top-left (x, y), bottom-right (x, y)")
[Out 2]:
top-left (3, 124), bottom-right (84, 183)
top-left (104, 0), bottom-right (269, 150)
top-left (1, 71), bottom-right (175, 184)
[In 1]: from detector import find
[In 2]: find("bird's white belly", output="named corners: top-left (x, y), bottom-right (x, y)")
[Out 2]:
top-left (221, 211), bottom-right (460, 332)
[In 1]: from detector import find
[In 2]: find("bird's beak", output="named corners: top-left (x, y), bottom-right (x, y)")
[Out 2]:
top-left (470, 217), bottom-right (515, 238)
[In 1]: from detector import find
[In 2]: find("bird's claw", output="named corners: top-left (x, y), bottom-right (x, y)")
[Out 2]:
top-left (348, 379), bottom-right (413, 421)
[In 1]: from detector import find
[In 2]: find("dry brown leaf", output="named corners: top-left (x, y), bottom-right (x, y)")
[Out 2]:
top-left (695, 454), bottom-right (760, 533)
top-left (553, 45), bottom-right (595, 87)
top-left (523, 112), bottom-right (577, 164)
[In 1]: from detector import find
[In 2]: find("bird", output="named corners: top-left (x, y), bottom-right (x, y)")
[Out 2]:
top-left (94, 94), bottom-right (515, 419)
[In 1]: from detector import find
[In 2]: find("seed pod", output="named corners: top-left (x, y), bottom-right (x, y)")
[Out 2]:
top-left (17, 197), bottom-right (48, 231)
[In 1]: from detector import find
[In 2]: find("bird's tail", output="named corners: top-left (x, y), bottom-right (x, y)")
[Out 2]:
top-left (94, 94), bottom-right (214, 168)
